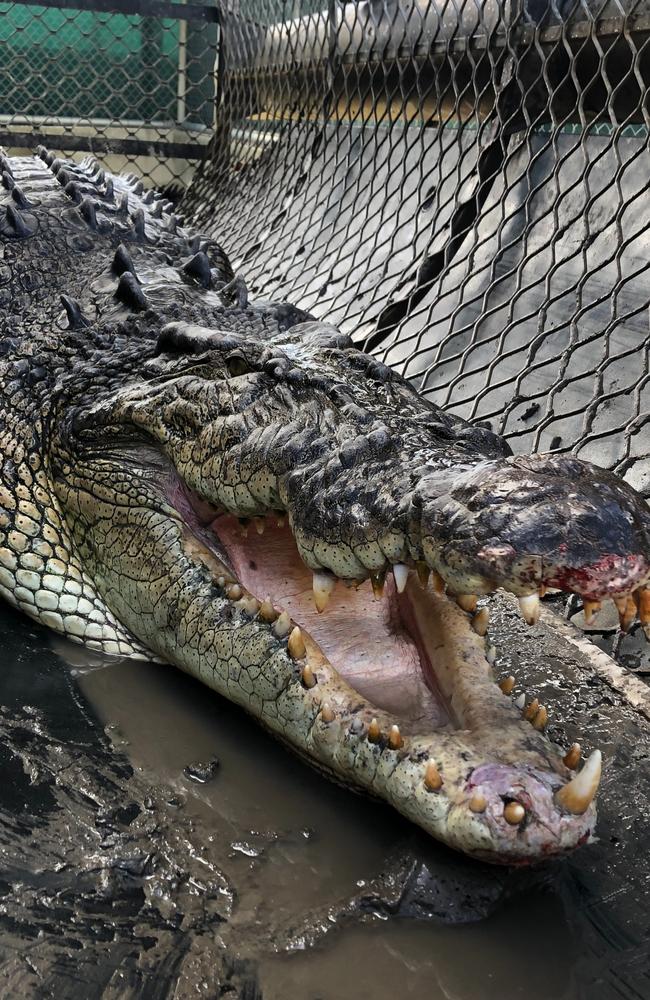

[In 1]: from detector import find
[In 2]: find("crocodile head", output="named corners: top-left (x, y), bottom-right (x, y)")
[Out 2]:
top-left (47, 314), bottom-right (650, 865)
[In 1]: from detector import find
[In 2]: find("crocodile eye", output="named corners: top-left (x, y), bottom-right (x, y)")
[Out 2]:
top-left (226, 352), bottom-right (249, 377)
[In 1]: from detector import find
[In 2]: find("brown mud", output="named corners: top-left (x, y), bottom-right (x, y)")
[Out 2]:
top-left (0, 596), bottom-right (648, 999)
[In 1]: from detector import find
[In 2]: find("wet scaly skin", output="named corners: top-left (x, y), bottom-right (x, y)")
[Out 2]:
top-left (1, 152), bottom-right (649, 861)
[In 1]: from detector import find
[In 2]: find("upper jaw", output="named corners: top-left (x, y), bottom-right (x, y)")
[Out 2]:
top-left (273, 447), bottom-right (650, 636)
top-left (86, 344), bottom-right (650, 623)
top-left (416, 454), bottom-right (650, 625)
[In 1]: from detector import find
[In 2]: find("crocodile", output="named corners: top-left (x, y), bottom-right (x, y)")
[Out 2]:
top-left (1, 148), bottom-right (649, 865)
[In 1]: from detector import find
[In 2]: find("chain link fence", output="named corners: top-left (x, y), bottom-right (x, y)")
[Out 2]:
top-left (184, 0), bottom-right (650, 670)
top-left (0, 0), bottom-right (219, 189)
top-left (1, 0), bottom-right (648, 667)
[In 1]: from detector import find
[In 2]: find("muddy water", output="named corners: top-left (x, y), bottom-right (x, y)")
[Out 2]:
top-left (76, 658), bottom-right (577, 999)
top-left (1, 597), bottom-right (649, 998)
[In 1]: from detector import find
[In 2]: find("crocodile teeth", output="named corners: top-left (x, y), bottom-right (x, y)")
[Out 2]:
top-left (259, 596), bottom-right (278, 622)
top-left (583, 599), bottom-right (601, 624)
top-left (273, 610), bottom-right (292, 638)
top-left (639, 588), bottom-right (650, 640)
top-left (499, 675), bottom-right (515, 695)
top-left (617, 595), bottom-right (637, 632)
top-left (416, 561), bottom-right (430, 587)
top-left (503, 802), bottom-right (525, 825)
top-left (320, 702), bottom-right (335, 723)
top-left (227, 583), bottom-right (242, 600)
top-left (254, 517), bottom-right (265, 535)
top-left (555, 750), bottom-right (602, 815)
top-left (424, 760), bottom-right (443, 791)
top-left (431, 570), bottom-right (445, 594)
top-left (287, 626), bottom-right (306, 660)
top-left (519, 592), bottom-right (540, 625)
top-left (301, 664), bottom-right (317, 688)
top-left (514, 693), bottom-right (526, 709)
top-left (472, 608), bottom-right (489, 636)
top-left (612, 594), bottom-right (635, 631)
top-left (456, 594), bottom-right (478, 613)
top-left (563, 743), bottom-right (582, 770)
top-left (524, 697), bottom-right (540, 721)
top-left (370, 569), bottom-right (386, 599)
top-left (239, 595), bottom-right (260, 615)
top-left (469, 793), bottom-right (487, 813)
top-left (533, 705), bottom-right (548, 730)
top-left (393, 563), bottom-right (409, 593)
top-left (388, 724), bottom-right (403, 750)
top-left (313, 571), bottom-right (336, 613)
top-left (367, 718), bottom-right (381, 743)
top-left (639, 587), bottom-right (650, 624)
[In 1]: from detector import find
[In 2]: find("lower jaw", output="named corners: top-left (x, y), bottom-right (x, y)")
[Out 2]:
top-left (165, 508), bottom-right (597, 862)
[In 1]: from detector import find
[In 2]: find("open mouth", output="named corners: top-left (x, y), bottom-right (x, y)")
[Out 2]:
top-left (217, 514), bottom-right (453, 733)
top-left (171, 478), bottom-right (602, 864)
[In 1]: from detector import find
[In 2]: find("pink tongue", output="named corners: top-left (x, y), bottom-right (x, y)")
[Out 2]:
top-left (212, 515), bottom-right (450, 729)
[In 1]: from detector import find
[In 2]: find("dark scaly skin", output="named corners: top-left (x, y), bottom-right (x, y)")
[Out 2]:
top-left (1, 150), bottom-right (649, 862)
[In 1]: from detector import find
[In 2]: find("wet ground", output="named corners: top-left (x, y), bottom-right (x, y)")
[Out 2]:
top-left (0, 598), bottom-right (649, 999)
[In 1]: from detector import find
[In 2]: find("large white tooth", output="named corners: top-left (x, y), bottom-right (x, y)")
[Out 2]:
top-left (273, 610), bottom-right (292, 638)
top-left (313, 571), bottom-right (336, 613)
top-left (514, 693), bottom-right (525, 709)
top-left (519, 592), bottom-right (540, 625)
top-left (456, 593), bottom-right (478, 613)
top-left (472, 608), bottom-right (489, 636)
top-left (393, 564), bottom-right (409, 594)
top-left (555, 750), bottom-right (602, 815)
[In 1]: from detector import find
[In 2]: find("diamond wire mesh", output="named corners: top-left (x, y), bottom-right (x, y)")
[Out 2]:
top-left (0, 0), bottom-right (647, 662)
top-left (0, 0), bottom-right (219, 190)
top-left (184, 0), bottom-right (650, 668)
